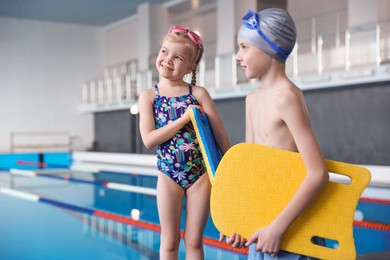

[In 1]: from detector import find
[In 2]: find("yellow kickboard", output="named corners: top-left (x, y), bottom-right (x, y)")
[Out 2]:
top-left (211, 143), bottom-right (371, 260)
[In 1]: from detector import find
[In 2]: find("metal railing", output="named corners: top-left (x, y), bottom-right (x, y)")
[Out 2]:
top-left (80, 16), bottom-right (390, 107)
top-left (290, 17), bottom-right (390, 78)
top-left (10, 132), bottom-right (74, 153)
top-left (81, 59), bottom-right (138, 105)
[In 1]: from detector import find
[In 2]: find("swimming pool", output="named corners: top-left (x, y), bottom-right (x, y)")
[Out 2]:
top-left (1, 150), bottom-right (389, 259)
top-left (0, 169), bottom-right (247, 260)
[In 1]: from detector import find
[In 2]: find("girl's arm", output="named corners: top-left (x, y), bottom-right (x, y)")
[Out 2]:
top-left (193, 86), bottom-right (231, 154)
top-left (138, 89), bottom-right (202, 149)
top-left (245, 87), bottom-right (329, 256)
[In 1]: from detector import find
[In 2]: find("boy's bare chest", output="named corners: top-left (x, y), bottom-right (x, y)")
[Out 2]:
top-left (252, 102), bottom-right (279, 131)
top-left (250, 99), bottom-right (289, 145)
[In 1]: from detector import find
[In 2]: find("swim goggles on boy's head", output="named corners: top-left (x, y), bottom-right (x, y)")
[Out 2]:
top-left (241, 9), bottom-right (292, 61)
top-left (168, 25), bottom-right (202, 48)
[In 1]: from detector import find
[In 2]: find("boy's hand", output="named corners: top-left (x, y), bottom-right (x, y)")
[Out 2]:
top-left (245, 225), bottom-right (282, 258)
top-left (222, 233), bottom-right (247, 248)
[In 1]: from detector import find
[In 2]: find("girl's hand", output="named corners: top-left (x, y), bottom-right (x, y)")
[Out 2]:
top-left (223, 233), bottom-right (246, 248)
top-left (245, 225), bottom-right (282, 258)
top-left (219, 233), bottom-right (225, 242)
top-left (182, 104), bottom-right (204, 122)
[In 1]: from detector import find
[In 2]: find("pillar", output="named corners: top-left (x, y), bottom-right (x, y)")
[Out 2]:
top-left (137, 3), bottom-right (168, 94)
top-left (216, 0), bottom-right (256, 88)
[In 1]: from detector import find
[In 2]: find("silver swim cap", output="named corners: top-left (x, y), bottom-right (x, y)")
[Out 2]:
top-left (238, 8), bottom-right (296, 64)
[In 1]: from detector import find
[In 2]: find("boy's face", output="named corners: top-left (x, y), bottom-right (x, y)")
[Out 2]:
top-left (236, 38), bottom-right (272, 79)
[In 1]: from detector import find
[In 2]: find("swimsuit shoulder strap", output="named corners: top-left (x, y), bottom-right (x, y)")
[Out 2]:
top-left (154, 85), bottom-right (159, 98)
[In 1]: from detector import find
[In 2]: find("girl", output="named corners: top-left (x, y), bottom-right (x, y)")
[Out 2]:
top-left (138, 26), bottom-right (230, 260)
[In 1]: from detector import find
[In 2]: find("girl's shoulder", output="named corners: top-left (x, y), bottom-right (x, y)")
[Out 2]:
top-left (191, 85), bottom-right (211, 102)
top-left (139, 87), bottom-right (156, 98)
top-left (191, 85), bottom-right (209, 95)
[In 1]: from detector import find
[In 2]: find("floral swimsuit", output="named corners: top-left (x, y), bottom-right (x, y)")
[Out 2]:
top-left (153, 84), bottom-right (206, 190)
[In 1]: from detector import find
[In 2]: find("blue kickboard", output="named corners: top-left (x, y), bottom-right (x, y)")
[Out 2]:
top-left (191, 108), bottom-right (222, 177)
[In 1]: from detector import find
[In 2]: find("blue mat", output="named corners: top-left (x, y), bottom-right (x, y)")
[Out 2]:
top-left (190, 108), bottom-right (222, 181)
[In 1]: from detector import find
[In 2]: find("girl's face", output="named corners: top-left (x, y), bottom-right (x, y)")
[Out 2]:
top-left (156, 41), bottom-right (196, 82)
top-left (236, 38), bottom-right (272, 79)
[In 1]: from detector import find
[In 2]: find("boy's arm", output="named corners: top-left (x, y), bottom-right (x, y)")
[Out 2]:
top-left (245, 88), bottom-right (329, 256)
top-left (273, 89), bottom-right (329, 230)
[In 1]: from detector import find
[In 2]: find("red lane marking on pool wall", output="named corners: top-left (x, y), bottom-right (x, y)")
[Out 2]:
top-left (16, 160), bottom-right (47, 167)
top-left (93, 210), bottom-right (161, 233)
top-left (354, 220), bottom-right (390, 231)
top-left (94, 210), bottom-right (248, 254)
top-left (359, 197), bottom-right (390, 205)
top-left (94, 211), bottom-right (389, 254)
top-left (203, 236), bottom-right (248, 255)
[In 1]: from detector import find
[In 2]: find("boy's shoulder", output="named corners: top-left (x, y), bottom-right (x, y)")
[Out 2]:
top-left (246, 80), bottom-right (299, 97)
top-left (276, 81), bottom-right (301, 95)
top-left (246, 87), bottom-right (262, 100)
top-left (273, 82), bottom-right (305, 110)
top-left (267, 77), bottom-right (302, 97)
top-left (246, 81), bottom-right (303, 108)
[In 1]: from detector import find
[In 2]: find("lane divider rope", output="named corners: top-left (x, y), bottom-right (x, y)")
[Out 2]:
top-left (0, 187), bottom-right (247, 254)
top-left (5, 170), bottom-right (390, 248)
top-left (9, 169), bottom-right (156, 196)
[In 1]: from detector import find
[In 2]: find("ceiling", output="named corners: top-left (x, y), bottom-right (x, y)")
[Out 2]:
top-left (0, 0), bottom-right (180, 26)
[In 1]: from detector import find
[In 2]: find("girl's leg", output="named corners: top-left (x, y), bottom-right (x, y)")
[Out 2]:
top-left (183, 173), bottom-right (211, 260)
top-left (157, 172), bottom-right (185, 260)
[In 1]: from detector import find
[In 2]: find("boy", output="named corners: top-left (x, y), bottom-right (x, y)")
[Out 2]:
top-left (226, 8), bottom-right (329, 260)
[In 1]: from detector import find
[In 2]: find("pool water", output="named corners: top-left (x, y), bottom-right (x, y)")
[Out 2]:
top-left (0, 170), bottom-right (246, 260)
top-left (1, 168), bottom-right (389, 259)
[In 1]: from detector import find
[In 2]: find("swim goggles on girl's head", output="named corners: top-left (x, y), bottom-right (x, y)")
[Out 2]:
top-left (242, 9), bottom-right (292, 61)
top-left (168, 26), bottom-right (202, 48)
